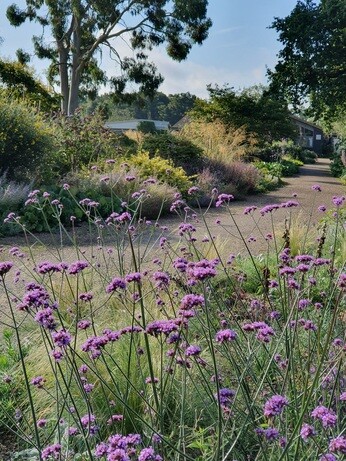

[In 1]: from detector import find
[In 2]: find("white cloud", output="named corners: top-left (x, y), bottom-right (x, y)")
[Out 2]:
top-left (141, 48), bottom-right (269, 97)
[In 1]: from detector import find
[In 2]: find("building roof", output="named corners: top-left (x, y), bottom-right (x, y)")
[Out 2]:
top-left (289, 114), bottom-right (323, 131)
top-left (105, 119), bottom-right (170, 131)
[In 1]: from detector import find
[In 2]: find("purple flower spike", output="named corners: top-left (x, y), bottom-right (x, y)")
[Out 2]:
top-left (300, 423), bottom-right (316, 441)
top-left (329, 436), bottom-right (346, 454)
top-left (311, 405), bottom-right (337, 428)
top-left (215, 193), bottom-right (234, 207)
top-left (106, 277), bottom-right (127, 293)
top-left (215, 329), bottom-right (237, 343)
top-left (0, 261), bottom-right (14, 276)
top-left (263, 395), bottom-right (288, 417)
top-left (41, 443), bottom-right (61, 460)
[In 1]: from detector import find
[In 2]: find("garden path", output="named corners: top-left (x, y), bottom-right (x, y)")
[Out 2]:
top-left (0, 158), bottom-right (345, 259)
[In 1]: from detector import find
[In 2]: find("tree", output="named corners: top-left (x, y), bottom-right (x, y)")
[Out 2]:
top-left (6, 1), bottom-right (211, 115)
top-left (158, 92), bottom-right (197, 125)
top-left (268, 0), bottom-right (346, 121)
top-left (191, 85), bottom-right (297, 145)
top-left (0, 59), bottom-right (59, 112)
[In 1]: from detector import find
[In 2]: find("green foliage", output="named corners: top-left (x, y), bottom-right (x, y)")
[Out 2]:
top-left (330, 150), bottom-right (346, 178)
top-left (6, 1), bottom-right (211, 114)
top-left (84, 91), bottom-right (197, 126)
top-left (280, 156), bottom-right (304, 176)
top-left (0, 330), bottom-right (25, 435)
top-left (48, 112), bottom-right (126, 179)
top-left (157, 92), bottom-right (197, 125)
top-left (137, 120), bottom-right (157, 134)
top-left (268, 0), bottom-right (346, 121)
top-left (254, 140), bottom-right (316, 164)
top-left (0, 96), bottom-right (56, 182)
top-left (141, 131), bottom-right (203, 173)
top-left (191, 84), bottom-right (297, 145)
top-left (0, 59), bottom-right (59, 112)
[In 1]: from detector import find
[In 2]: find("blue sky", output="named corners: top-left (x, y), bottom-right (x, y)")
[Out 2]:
top-left (0, 0), bottom-right (298, 97)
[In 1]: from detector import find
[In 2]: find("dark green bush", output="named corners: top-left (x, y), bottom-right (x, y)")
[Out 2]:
top-left (48, 111), bottom-right (130, 179)
top-left (137, 120), bottom-right (157, 134)
top-left (0, 97), bottom-right (55, 182)
top-left (254, 140), bottom-right (316, 164)
top-left (330, 147), bottom-right (346, 178)
top-left (141, 132), bottom-right (203, 174)
top-left (280, 157), bottom-right (303, 176)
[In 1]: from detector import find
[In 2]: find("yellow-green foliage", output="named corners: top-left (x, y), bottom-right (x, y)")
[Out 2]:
top-left (178, 119), bottom-right (257, 162)
top-left (128, 151), bottom-right (192, 193)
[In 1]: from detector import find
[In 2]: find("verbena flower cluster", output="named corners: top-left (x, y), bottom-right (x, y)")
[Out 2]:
top-left (0, 187), bottom-right (345, 460)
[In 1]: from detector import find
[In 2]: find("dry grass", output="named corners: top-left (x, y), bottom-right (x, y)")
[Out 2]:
top-left (178, 120), bottom-right (257, 162)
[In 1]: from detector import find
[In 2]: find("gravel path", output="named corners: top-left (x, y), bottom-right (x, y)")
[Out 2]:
top-left (0, 158), bottom-right (345, 259)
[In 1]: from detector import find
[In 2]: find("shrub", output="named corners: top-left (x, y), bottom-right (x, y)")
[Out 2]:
top-left (49, 111), bottom-right (130, 179)
top-left (330, 144), bottom-right (346, 178)
top-left (206, 159), bottom-right (261, 195)
top-left (280, 156), bottom-right (303, 176)
top-left (141, 131), bottom-right (203, 174)
top-left (127, 151), bottom-right (192, 193)
top-left (254, 140), bottom-right (317, 164)
top-left (137, 120), bottom-right (157, 134)
top-left (0, 96), bottom-right (55, 183)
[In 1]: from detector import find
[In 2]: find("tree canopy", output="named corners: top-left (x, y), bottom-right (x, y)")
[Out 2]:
top-left (191, 85), bottom-right (297, 145)
top-left (85, 91), bottom-right (197, 124)
top-left (268, 0), bottom-right (346, 122)
top-left (0, 59), bottom-right (59, 112)
top-left (6, 0), bottom-right (211, 115)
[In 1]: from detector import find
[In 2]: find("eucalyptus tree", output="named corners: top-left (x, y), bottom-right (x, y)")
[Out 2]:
top-left (6, 0), bottom-right (211, 114)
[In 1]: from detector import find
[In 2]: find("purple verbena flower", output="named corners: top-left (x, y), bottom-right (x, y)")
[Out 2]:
top-left (179, 294), bottom-right (204, 310)
top-left (256, 427), bottom-right (280, 441)
top-left (68, 261), bottom-right (89, 275)
top-left (263, 395), bottom-right (288, 417)
top-left (37, 419), bottom-right (47, 428)
top-left (34, 308), bottom-right (56, 329)
top-left (106, 277), bottom-right (127, 293)
top-left (215, 329), bottom-right (237, 343)
top-left (319, 455), bottom-right (336, 461)
top-left (0, 261), bottom-right (13, 276)
top-left (41, 443), bottom-right (61, 460)
top-left (146, 320), bottom-right (179, 337)
top-left (259, 204), bottom-right (280, 215)
top-left (311, 405), bottom-right (337, 428)
top-left (329, 436), bottom-right (346, 454)
top-left (79, 292), bottom-right (93, 301)
top-left (215, 193), bottom-right (234, 207)
top-left (332, 195), bottom-right (345, 207)
top-left (152, 271), bottom-right (170, 288)
top-left (52, 329), bottom-right (72, 348)
top-left (185, 345), bottom-right (202, 356)
top-left (300, 423), bottom-right (316, 441)
top-left (215, 388), bottom-right (235, 408)
top-left (125, 272), bottom-right (142, 283)
top-left (31, 376), bottom-right (45, 388)
top-left (138, 447), bottom-right (162, 461)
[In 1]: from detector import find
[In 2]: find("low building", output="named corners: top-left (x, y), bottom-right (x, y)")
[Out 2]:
top-left (105, 119), bottom-right (170, 133)
top-left (290, 115), bottom-right (324, 156)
